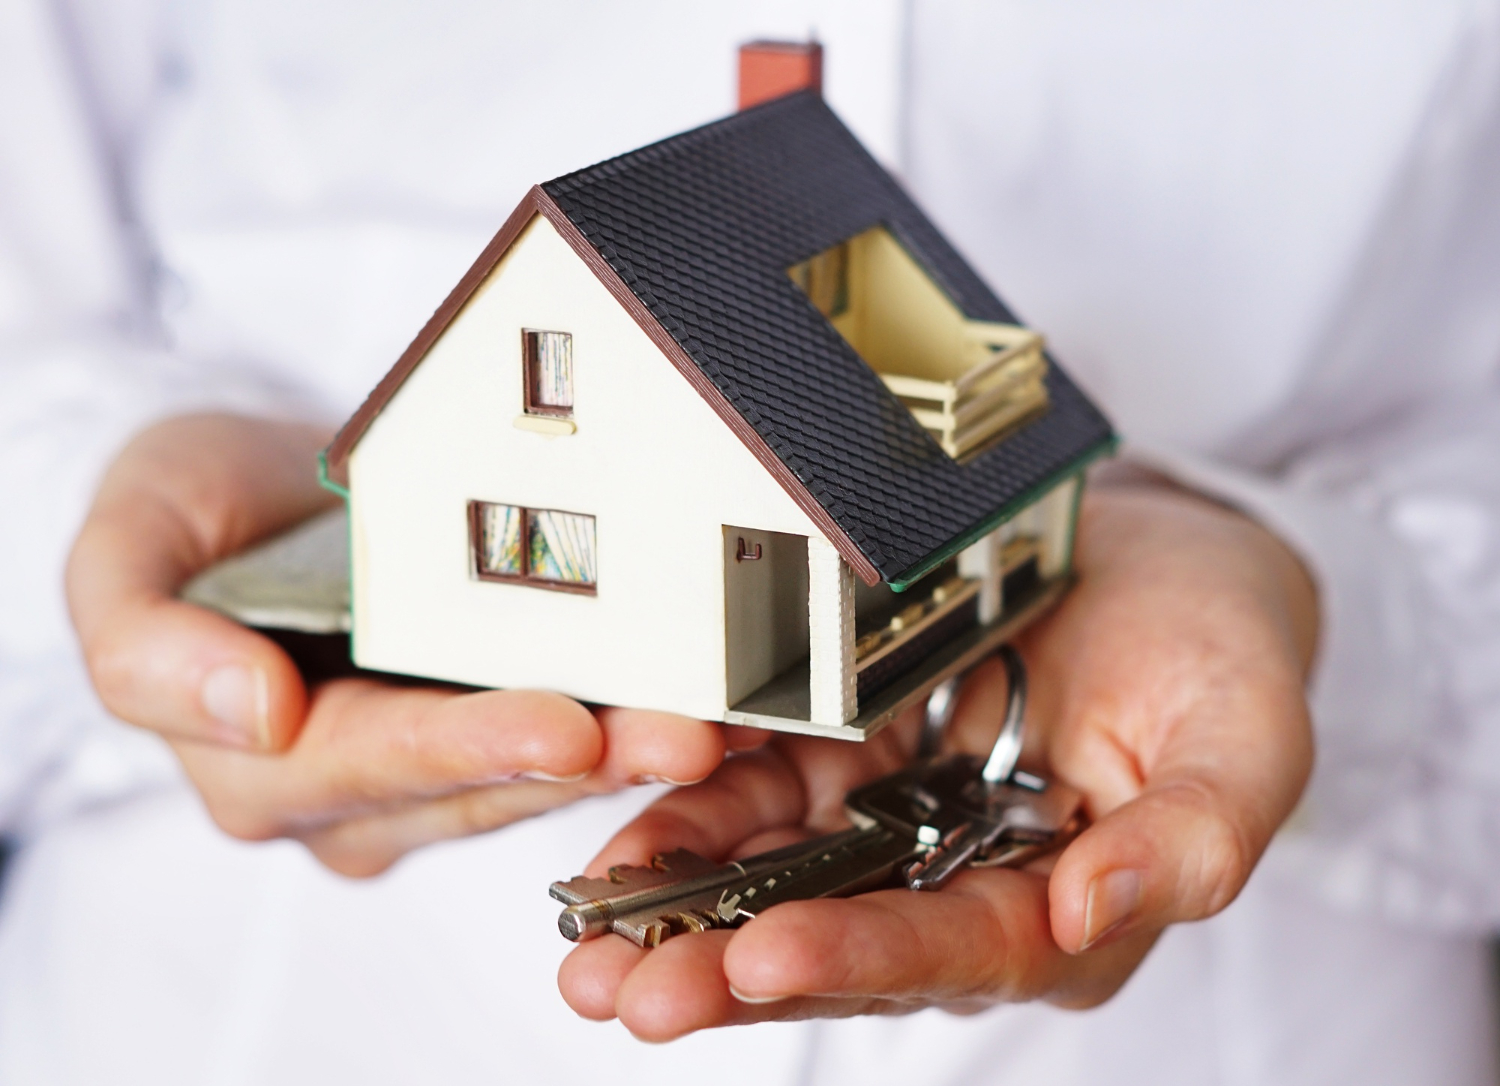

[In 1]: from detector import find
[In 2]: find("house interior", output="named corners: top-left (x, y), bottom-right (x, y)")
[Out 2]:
top-left (788, 225), bottom-right (1051, 460)
top-left (706, 228), bottom-right (1084, 738)
top-left (721, 476), bottom-right (1078, 739)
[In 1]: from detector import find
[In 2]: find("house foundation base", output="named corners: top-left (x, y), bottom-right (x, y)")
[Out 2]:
top-left (725, 576), bottom-right (1071, 742)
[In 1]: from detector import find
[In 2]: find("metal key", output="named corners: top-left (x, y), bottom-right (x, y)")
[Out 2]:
top-left (714, 825), bottom-right (923, 925)
top-left (551, 830), bottom-right (887, 946)
top-left (550, 646), bottom-right (1083, 945)
top-left (875, 755), bottom-right (1082, 890)
top-left (849, 648), bottom-right (1082, 891)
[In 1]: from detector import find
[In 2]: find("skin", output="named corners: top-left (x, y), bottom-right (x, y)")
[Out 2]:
top-left (557, 480), bottom-right (1318, 1040)
top-left (66, 413), bottom-right (764, 876)
top-left (67, 414), bottom-right (1316, 1027)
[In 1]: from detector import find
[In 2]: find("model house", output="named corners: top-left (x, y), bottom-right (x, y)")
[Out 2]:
top-left (309, 79), bottom-right (1113, 740)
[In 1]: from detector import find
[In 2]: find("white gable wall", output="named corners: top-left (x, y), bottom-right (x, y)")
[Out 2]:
top-left (348, 216), bottom-right (822, 720)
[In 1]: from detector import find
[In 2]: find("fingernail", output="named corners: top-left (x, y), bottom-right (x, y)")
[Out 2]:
top-left (1080, 869), bottom-right (1143, 951)
top-left (201, 665), bottom-right (269, 748)
top-left (632, 774), bottom-right (705, 787)
top-left (729, 986), bottom-right (789, 1005)
top-left (521, 770), bottom-right (589, 783)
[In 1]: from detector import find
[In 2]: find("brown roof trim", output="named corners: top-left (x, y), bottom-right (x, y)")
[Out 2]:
top-left (322, 190), bottom-right (545, 486)
top-left (321, 185), bottom-right (881, 586)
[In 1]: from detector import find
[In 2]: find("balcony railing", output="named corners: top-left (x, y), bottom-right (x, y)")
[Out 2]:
top-left (879, 322), bottom-right (1049, 459)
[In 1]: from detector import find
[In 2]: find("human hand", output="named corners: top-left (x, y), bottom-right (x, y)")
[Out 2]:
top-left (557, 480), bottom-right (1317, 1037)
top-left (66, 413), bottom-right (750, 875)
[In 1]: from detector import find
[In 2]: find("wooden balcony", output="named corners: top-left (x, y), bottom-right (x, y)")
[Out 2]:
top-left (879, 322), bottom-right (1049, 459)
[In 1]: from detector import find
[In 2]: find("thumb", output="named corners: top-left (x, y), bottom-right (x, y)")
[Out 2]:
top-left (1046, 776), bottom-right (1277, 955)
top-left (66, 414), bottom-right (332, 751)
top-left (78, 589), bottom-right (309, 752)
top-left (66, 487), bottom-right (309, 750)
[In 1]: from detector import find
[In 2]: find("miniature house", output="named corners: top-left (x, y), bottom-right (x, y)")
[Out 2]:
top-left (310, 88), bottom-right (1113, 741)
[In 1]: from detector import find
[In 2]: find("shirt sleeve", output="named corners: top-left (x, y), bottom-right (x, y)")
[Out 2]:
top-left (1133, 393), bottom-right (1500, 933)
top-left (1121, 2), bottom-right (1500, 933)
top-left (0, 0), bottom-right (319, 837)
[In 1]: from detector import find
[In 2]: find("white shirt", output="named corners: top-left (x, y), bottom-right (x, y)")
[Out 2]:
top-left (2, 2), bottom-right (1498, 1082)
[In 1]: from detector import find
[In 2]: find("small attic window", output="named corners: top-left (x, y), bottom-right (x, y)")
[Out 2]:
top-left (522, 330), bottom-right (574, 417)
top-left (788, 226), bottom-right (1050, 461)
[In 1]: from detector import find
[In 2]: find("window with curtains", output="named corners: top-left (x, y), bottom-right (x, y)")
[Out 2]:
top-left (469, 501), bottom-right (597, 594)
top-left (522, 329), bottom-right (574, 417)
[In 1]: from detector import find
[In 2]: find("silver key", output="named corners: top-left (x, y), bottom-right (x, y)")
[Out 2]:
top-left (715, 826), bottom-right (922, 924)
top-left (550, 646), bottom-right (1083, 945)
top-left (845, 749), bottom-right (1082, 890)
top-left (551, 831), bottom-right (878, 946)
top-left (849, 648), bottom-right (1082, 890)
top-left (903, 761), bottom-right (1082, 889)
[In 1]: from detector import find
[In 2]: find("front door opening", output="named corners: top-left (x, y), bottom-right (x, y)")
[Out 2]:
top-left (723, 527), bottom-right (809, 712)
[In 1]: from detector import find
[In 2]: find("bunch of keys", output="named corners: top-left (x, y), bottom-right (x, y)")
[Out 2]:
top-left (550, 647), bottom-right (1084, 947)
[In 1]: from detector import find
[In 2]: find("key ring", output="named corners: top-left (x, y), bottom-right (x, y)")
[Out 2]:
top-left (919, 645), bottom-right (1029, 784)
top-left (918, 674), bottom-right (961, 757)
top-left (981, 645), bottom-right (1027, 784)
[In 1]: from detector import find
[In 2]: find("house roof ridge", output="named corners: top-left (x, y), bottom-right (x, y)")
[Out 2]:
top-left (542, 94), bottom-right (1018, 333)
top-left (543, 90), bottom-right (824, 198)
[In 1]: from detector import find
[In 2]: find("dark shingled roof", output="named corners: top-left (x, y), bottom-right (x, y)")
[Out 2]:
top-left (541, 91), bottom-right (1113, 585)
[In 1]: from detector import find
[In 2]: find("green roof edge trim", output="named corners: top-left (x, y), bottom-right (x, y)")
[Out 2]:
top-left (886, 434), bottom-right (1119, 592)
top-left (317, 449), bottom-right (350, 501)
top-left (315, 448), bottom-right (357, 659)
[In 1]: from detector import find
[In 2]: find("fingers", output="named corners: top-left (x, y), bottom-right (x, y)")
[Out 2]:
top-left (722, 872), bottom-right (1153, 1010)
top-left (591, 706), bottom-right (726, 787)
top-left (568, 930), bottom-right (870, 1040)
top-left (721, 872), bottom-right (1057, 1004)
top-left (176, 685), bottom-right (721, 834)
top-left (295, 778), bottom-right (600, 876)
top-left (1027, 487), bottom-right (1316, 952)
top-left (584, 718), bottom-right (917, 879)
top-left (173, 685), bottom-right (731, 873)
top-left (723, 725), bottom-right (774, 753)
top-left (291, 707), bottom-right (732, 876)
top-left (613, 932), bottom-right (795, 1039)
top-left (557, 481), bottom-right (1323, 1040)
top-left (1047, 778), bottom-right (1268, 954)
top-left (559, 935), bottom-right (648, 1021)
top-left (80, 594), bottom-right (309, 750)
top-left (585, 748), bottom-right (807, 875)
top-left (1036, 594), bottom-right (1312, 951)
top-left (562, 868), bottom-right (1159, 1041)
top-left (173, 683), bottom-right (593, 837)
top-left (68, 481), bottom-right (312, 749)
top-left (67, 414), bottom-right (334, 750)
top-left (69, 417), bottom-right (764, 876)
top-left (773, 728), bottom-right (913, 831)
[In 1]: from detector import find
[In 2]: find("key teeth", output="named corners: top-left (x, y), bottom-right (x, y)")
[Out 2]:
top-left (717, 893), bottom-right (740, 924)
top-left (676, 911), bottom-right (710, 935)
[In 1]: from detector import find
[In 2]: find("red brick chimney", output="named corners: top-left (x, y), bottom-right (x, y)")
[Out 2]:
top-left (737, 40), bottom-right (823, 110)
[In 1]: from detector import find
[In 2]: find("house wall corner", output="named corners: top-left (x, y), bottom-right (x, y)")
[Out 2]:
top-left (808, 535), bottom-right (857, 726)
